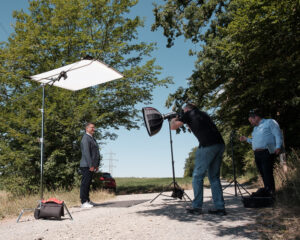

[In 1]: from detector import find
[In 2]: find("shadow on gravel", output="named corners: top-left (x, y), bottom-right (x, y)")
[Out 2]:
top-left (136, 195), bottom-right (260, 239)
top-left (93, 200), bottom-right (150, 208)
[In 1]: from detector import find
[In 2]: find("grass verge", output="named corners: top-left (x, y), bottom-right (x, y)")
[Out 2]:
top-left (0, 188), bottom-right (114, 220)
top-left (255, 149), bottom-right (300, 240)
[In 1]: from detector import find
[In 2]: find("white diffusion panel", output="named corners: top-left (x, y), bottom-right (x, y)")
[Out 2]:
top-left (30, 59), bottom-right (123, 91)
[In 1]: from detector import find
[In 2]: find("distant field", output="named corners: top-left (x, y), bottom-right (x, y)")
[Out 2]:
top-left (115, 177), bottom-right (209, 194)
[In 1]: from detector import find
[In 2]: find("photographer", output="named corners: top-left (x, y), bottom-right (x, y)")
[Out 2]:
top-left (170, 103), bottom-right (226, 216)
top-left (240, 109), bottom-right (283, 196)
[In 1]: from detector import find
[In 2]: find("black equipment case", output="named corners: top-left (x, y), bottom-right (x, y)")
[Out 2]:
top-left (34, 198), bottom-right (64, 220)
top-left (242, 196), bottom-right (274, 208)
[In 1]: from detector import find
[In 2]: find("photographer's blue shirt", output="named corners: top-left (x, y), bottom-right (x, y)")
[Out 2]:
top-left (247, 118), bottom-right (283, 154)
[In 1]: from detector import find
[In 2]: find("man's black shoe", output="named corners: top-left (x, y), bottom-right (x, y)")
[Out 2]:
top-left (208, 208), bottom-right (227, 216)
top-left (186, 207), bottom-right (202, 215)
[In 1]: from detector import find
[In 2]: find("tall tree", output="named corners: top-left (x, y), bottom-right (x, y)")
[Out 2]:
top-left (0, 0), bottom-right (171, 195)
top-left (153, 0), bottom-right (300, 176)
top-left (183, 147), bottom-right (196, 177)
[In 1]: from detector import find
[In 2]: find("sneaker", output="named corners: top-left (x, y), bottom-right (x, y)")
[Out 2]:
top-left (89, 201), bottom-right (96, 206)
top-left (208, 208), bottom-right (227, 216)
top-left (186, 207), bottom-right (202, 215)
top-left (81, 201), bottom-right (93, 208)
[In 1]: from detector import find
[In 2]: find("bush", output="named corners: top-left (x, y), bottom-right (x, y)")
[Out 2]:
top-left (274, 148), bottom-right (300, 205)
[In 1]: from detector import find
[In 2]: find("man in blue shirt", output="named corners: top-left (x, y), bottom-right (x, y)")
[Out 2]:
top-left (240, 109), bottom-right (283, 195)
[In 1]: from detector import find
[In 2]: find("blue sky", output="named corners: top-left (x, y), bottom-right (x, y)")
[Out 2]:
top-left (0, 0), bottom-right (199, 177)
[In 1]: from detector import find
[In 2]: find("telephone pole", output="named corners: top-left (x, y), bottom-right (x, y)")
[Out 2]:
top-left (104, 151), bottom-right (118, 176)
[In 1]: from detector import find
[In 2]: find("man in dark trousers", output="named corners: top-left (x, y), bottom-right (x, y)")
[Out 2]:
top-left (240, 109), bottom-right (282, 196)
top-left (80, 122), bottom-right (100, 208)
top-left (170, 103), bottom-right (226, 215)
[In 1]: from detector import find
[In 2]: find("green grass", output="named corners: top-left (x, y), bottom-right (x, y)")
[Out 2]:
top-left (115, 177), bottom-right (209, 194)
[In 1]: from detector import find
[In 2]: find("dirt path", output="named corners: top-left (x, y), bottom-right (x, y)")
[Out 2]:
top-left (0, 185), bottom-right (260, 240)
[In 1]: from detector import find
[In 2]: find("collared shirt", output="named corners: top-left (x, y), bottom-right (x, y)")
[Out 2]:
top-left (247, 118), bottom-right (283, 154)
top-left (86, 132), bottom-right (93, 138)
top-left (86, 132), bottom-right (97, 143)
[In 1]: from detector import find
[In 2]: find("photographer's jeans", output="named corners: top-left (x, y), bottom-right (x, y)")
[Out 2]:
top-left (192, 143), bottom-right (225, 210)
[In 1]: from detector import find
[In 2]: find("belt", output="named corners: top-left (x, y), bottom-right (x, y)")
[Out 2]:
top-left (254, 148), bottom-right (268, 152)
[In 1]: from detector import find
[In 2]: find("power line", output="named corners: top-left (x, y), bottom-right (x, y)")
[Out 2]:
top-left (103, 151), bottom-right (118, 176)
top-left (0, 22), bottom-right (9, 36)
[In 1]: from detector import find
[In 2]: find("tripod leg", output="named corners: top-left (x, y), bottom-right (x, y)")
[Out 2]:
top-left (150, 182), bottom-right (173, 203)
top-left (183, 192), bottom-right (192, 202)
top-left (222, 179), bottom-right (234, 191)
top-left (150, 192), bottom-right (164, 203)
top-left (16, 208), bottom-right (35, 223)
top-left (236, 182), bottom-right (251, 196)
top-left (174, 182), bottom-right (192, 202)
top-left (63, 203), bottom-right (73, 220)
top-left (16, 210), bottom-right (24, 223)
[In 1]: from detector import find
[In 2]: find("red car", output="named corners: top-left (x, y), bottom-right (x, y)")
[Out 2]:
top-left (97, 172), bottom-right (116, 192)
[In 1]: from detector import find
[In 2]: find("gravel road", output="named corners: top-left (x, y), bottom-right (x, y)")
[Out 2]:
top-left (0, 184), bottom-right (260, 240)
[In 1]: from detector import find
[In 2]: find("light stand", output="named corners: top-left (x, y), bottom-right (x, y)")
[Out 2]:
top-left (40, 84), bottom-right (45, 201)
top-left (18, 78), bottom-right (73, 222)
top-left (150, 119), bottom-right (192, 203)
top-left (17, 58), bottom-right (123, 222)
top-left (222, 130), bottom-right (250, 197)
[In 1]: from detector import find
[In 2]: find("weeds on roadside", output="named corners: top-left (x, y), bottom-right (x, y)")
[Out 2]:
top-left (0, 188), bottom-right (114, 220)
top-left (275, 149), bottom-right (300, 206)
top-left (256, 149), bottom-right (300, 240)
